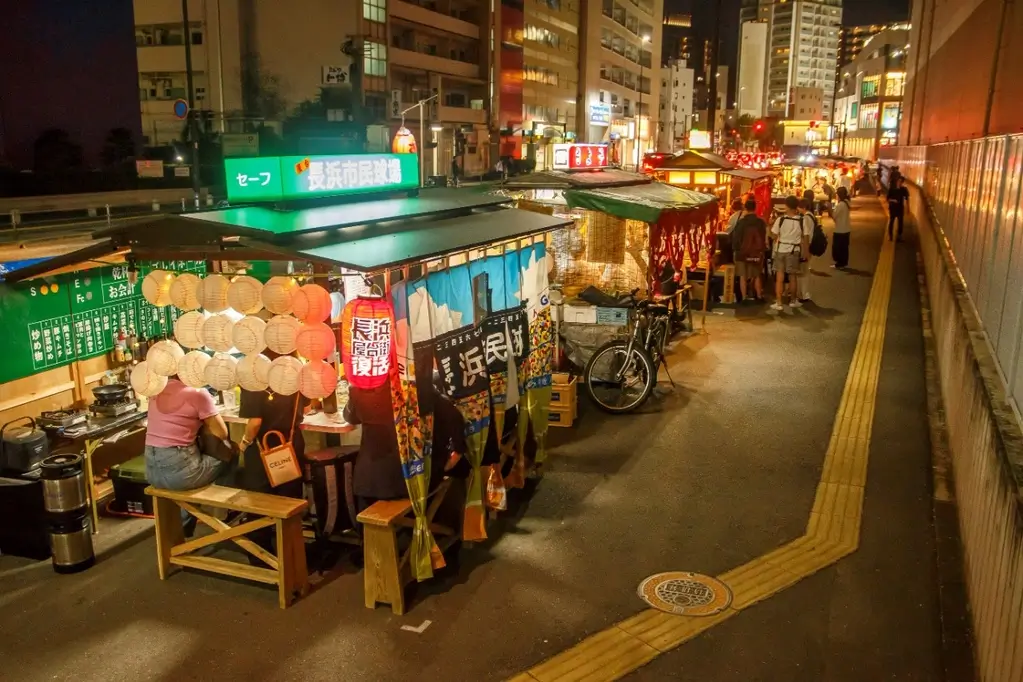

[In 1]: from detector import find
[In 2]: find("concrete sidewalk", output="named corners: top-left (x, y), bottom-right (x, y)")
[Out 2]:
top-left (0, 197), bottom-right (945, 682)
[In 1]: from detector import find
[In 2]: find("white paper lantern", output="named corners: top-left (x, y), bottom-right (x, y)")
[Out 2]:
top-left (199, 273), bottom-right (230, 313)
top-left (329, 291), bottom-right (345, 323)
top-left (173, 310), bottom-right (207, 349)
top-left (142, 270), bottom-right (174, 307)
top-left (233, 315), bottom-right (267, 355)
top-left (292, 284), bottom-right (332, 323)
top-left (147, 340), bottom-right (185, 377)
top-left (169, 272), bottom-right (202, 311)
top-left (227, 275), bottom-right (265, 315)
top-left (177, 350), bottom-right (211, 388)
top-left (202, 314), bottom-right (236, 353)
top-left (264, 314), bottom-right (301, 355)
top-left (295, 322), bottom-right (336, 362)
top-left (268, 355), bottom-right (303, 395)
top-left (204, 353), bottom-right (238, 391)
top-left (299, 359), bottom-right (338, 400)
top-left (130, 360), bottom-right (168, 397)
top-left (237, 353), bottom-right (271, 392)
top-left (262, 276), bottom-right (298, 315)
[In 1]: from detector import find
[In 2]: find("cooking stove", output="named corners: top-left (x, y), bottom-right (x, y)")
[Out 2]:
top-left (89, 399), bottom-right (139, 418)
top-left (37, 410), bottom-right (89, 429)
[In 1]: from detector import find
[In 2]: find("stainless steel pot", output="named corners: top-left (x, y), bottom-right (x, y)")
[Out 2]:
top-left (50, 516), bottom-right (95, 573)
top-left (39, 454), bottom-right (87, 514)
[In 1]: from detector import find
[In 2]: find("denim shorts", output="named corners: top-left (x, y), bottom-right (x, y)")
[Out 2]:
top-left (144, 443), bottom-right (232, 491)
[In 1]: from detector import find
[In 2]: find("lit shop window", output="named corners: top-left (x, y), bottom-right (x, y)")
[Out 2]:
top-left (859, 102), bottom-right (879, 129)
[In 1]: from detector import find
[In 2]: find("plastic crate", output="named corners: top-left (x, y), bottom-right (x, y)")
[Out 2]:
top-left (109, 455), bottom-right (153, 516)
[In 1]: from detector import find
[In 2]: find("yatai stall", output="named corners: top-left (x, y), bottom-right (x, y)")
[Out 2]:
top-left (0, 152), bottom-right (572, 586)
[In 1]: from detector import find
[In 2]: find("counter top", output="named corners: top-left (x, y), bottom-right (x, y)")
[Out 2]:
top-left (218, 406), bottom-right (355, 434)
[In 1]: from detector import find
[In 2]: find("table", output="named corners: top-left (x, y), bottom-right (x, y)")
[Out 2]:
top-left (218, 406), bottom-right (356, 434)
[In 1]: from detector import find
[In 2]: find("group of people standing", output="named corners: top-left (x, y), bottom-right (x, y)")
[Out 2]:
top-left (727, 183), bottom-right (854, 312)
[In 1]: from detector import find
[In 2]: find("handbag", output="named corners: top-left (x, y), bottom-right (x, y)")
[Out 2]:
top-left (259, 395), bottom-right (303, 488)
top-left (196, 425), bottom-right (240, 463)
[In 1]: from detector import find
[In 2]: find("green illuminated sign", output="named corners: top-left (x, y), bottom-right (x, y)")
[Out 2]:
top-left (225, 153), bottom-right (419, 203)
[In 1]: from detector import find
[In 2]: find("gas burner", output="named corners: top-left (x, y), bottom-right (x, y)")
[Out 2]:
top-left (38, 410), bottom-right (88, 429)
top-left (88, 400), bottom-right (139, 418)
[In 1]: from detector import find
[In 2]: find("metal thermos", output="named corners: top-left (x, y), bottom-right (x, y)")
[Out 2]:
top-left (40, 454), bottom-right (88, 515)
top-left (39, 454), bottom-right (95, 573)
top-left (48, 515), bottom-right (95, 574)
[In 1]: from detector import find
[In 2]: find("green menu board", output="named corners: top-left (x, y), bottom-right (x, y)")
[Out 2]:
top-left (0, 260), bottom-right (207, 383)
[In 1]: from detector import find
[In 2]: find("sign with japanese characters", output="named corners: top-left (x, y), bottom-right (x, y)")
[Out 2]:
top-left (589, 103), bottom-right (611, 126)
top-left (433, 325), bottom-right (489, 401)
top-left (481, 308), bottom-right (529, 374)
top-left (224, 153), bottom-right (419, 203)
top-left (551, 143), bottom-right (609, 171)
top-left (341, 296), bottom-right (397, 390)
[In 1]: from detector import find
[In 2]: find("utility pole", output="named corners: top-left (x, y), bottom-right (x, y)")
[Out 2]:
top-left (707, 0), bottom-right (723, 148)
top-left (181, 0), bottom-right (201, 208)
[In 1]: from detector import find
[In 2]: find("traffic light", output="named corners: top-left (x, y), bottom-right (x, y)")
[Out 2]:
top-left (809, 120), bottom-right (818, 129)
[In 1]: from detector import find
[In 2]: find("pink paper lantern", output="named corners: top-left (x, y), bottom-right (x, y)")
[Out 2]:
top-left (299, 360), bottom-right (338, 400)
top-left (292, 284), bottom-right (332, 323)
top-left (295, 322), bottom-right (336, 362)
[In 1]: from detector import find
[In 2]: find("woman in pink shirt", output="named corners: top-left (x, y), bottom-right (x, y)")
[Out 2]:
top-left (145, 377), bottom-right (232, 531)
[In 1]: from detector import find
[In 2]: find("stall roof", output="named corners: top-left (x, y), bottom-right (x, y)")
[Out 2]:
top-left (498, 169), bottom-right (650, 190)
top-left (563, 183), bottom-right (717, 223)
top-left (661, 150), bottom-right (736, 171)
top-left (721, 168), bottom-right (775, 180)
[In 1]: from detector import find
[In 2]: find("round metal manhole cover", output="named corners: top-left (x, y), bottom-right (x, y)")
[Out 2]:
top-left (637, 572), bottom-right (732, 616)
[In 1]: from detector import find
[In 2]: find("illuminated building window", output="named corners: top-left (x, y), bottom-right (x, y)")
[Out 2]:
top-left (363, 0), bottom-right (385, 23)
top-left (364, 42), bottom-right (387, 76)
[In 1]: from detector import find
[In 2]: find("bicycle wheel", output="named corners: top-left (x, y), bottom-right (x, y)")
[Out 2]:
top-left (583, 340), bottom-right (656, 414)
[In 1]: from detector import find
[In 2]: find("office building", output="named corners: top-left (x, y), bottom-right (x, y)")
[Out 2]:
top-left (736, 20), bottom-right (768, 118)
top-left (579, 0), bottom-right (663, 168)
top-left (661, 13), bottom-right (693, 64)
top-left (739, 0), bottom-right (842, 121)
top-left (657, 60), bottom-right (694, 152)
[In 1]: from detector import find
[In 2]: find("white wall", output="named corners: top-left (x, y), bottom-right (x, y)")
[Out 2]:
top-left (737, 21), bottom-right (767, 118)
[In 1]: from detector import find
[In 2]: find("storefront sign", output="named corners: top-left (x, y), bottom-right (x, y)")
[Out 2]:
top-left (341, 296), bottom-right (396, 389)
top-left (482, 308), bottom-right (529, 374)
top-left (225, 153), bottom-right (419, 202)
top-left (551, 143), bottom-right (609, 170)
top-left (434, 325), bottom-right (489, 400)
top-left (689, 129), bottom-right (711, 150)
top-left (589, 103), bottom-right (611, 126)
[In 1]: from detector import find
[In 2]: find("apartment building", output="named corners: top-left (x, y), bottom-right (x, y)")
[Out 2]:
top-left (578, 0), bottom-right (663, 169)
top-left (736, 20), bottom-right (768, 118)
top-left (739, 0), bottom-right (842, 121)
top-left (657, 60), bottom-right (694, 153)
top-left (661, 13), bottom-right (693, 65)
top-left (788, 86), bottom-right (824, 120)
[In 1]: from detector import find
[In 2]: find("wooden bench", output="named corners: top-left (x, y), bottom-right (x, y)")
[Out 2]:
top-left (146, 484), bottom-right (310, 609)
top-left (356, 479), bottom-right (463, 615)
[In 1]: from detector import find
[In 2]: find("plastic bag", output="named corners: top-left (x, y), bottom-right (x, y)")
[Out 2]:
top-left (486, 465), bottom-right (508, 511)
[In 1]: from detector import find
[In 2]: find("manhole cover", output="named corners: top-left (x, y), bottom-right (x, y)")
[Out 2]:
top-left (637, 572), bottom-right (732, 616)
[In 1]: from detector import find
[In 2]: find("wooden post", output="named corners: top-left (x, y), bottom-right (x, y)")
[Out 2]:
top-left (153, 496), bottom-right (184, 580)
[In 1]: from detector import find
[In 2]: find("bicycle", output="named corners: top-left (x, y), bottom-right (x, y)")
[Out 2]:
top-left (583, 290), bottom-right (676, 414)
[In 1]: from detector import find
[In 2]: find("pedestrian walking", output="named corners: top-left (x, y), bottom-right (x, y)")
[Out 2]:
top-left (797, 197), bottom-right (818, 302)
top-left (770, 195), bottom-right (809, 311)
top-left (726, 199), bottom-right (743, 235)
top-left (732, 199), bottom-right (767, 302)
top-left (831, 186), bottom-right (852, 269)
top-left (451, 157), bottom-right (461, 187)
top-left (887, 175), bottom-right (909, 241)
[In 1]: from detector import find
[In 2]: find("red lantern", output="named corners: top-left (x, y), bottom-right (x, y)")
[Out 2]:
top-left (391, 126), bottom-right (417, 155)
top-left (340, 295), bottom-right (396, 389)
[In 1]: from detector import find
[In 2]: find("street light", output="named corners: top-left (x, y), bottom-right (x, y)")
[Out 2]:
top-left (401, 94), bottom-right (439, 187)
top-left (636, 35), bottom-right (650, 172)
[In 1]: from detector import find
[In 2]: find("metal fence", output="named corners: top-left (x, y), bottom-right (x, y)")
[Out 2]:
top-left (883, 136), bottom-right (1023, 417)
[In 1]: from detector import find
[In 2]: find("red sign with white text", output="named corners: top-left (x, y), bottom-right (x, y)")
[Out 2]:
top-left (553, 144), bottom-right (609, 170)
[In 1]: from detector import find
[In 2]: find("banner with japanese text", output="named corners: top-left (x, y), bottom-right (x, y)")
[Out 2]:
top-left (515, 243), bottom-right (554, 469)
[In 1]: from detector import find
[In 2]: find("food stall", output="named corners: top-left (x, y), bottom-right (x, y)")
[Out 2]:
top-left (0, 151), bottom-right (572, 583)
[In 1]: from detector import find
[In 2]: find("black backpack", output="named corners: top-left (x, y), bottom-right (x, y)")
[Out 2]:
top-left (808, 214), bottom-right (828, 257)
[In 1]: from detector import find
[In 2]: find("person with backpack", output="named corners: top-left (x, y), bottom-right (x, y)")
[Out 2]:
top-left (732, 198), bottom-right (767, 303)
top-left (887, 175), bottom-right (910, 241)
top-left (797, 198), bottom-right (827, 302)
top-left (770, 195), bottom-right (809, 310)
top-left (831, 186), bottom-right (852, 268)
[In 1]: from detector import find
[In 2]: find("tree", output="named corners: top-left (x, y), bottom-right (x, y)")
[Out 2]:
top-left (101, 127), bottom-right (136, 167)
top-left (33, 128), bottom-right (84, 175)
top-left (737, 114), bottom-right (757, 143)
top-left (240, 54), bottom-right (287, 121)
top-left (285, 86), bottom-right (371, 125)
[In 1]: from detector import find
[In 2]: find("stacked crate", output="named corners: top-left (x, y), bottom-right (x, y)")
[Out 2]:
top-left (549, 372), bottom-right (578, 427)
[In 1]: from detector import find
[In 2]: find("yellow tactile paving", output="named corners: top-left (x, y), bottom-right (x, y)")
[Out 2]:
top-left (511, 235), bottom-right (897, 682)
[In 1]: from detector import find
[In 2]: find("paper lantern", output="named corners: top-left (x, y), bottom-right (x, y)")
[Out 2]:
top-left (292, 284), bottom-right (332, 323)
top-left (295, 321), bottom-right (336, 362)
top-left (147, 340), bottom-right (185, 377)
top-left (177, 350), bottom-right (211, 388)
top-left (169, 272), bottom-right (202, 311)
top-left (392, 126), bottom-right (417, 155)
top-left (142, 270), bottom-right (174, 307)
top-left (299, 359), bottom-right (338, 400)
top-left (329, 291), bottom-right (345, 323)
top-left (237, 353), bottom-right (271, 392)
top-left (340, 296), bottom-right (396, 390)
top-left (199, 273), bottom-right (230, 313)
top-left (204, 353), bottom-right (238, 391)
top-left (233, 315), bottom-right (267, 355)
top-left (262, 276), bottom-right (298, 315)
top-left (202, 314), bottom-right (236, 353)
top-left (264, 314), bottom-right (301, 354)
top-left (268, 355), bottom-right (304, 395)
top-left (173, 310), bottom-right (206, 349)
top-left (227, 275), bottom-right (265, 315)
top-left (130, 360), bottom-right (168, 397)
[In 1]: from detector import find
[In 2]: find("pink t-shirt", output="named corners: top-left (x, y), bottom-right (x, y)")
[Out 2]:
top-left (145, 379), bottom-right (218, 447)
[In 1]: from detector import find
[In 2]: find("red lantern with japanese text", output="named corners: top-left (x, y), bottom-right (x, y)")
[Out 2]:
top-left (391, 127), bottom-right (417, 155)
top-left (340, 295), bottom-right (396, 389)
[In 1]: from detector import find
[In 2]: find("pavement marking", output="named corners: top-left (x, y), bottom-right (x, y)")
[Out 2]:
top-left (512, 236), bottom-right (897, 682)
top-left (400, 619), bottom-right (433, 634)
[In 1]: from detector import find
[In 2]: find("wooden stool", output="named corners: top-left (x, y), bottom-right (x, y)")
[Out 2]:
top-left (146, 484), bottom-right (309, 609)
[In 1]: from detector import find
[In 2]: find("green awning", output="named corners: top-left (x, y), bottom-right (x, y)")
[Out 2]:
top-left (564, 183), bottom-right (718, 223)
